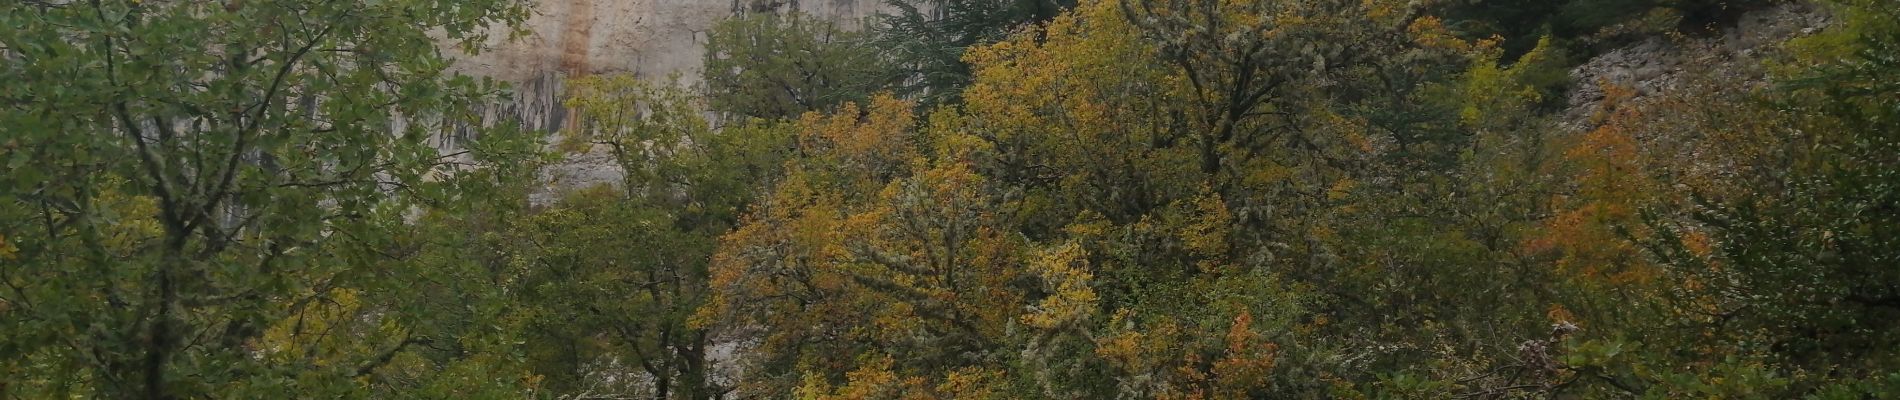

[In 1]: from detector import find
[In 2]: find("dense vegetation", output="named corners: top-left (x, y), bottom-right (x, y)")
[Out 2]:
top-left (3, 0), bottom-right (1897, 398)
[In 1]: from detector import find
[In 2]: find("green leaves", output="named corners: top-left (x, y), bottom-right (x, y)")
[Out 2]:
top-left (0, 0), bottom-right (534, 396)
top-left (5, 0), bottom-right (1896, 397)
top-left (703, 12), bottom-right (893, 120)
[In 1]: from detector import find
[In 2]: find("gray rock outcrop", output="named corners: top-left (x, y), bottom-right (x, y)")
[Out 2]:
top-left (1563, 1), bottom-right (1833, 132)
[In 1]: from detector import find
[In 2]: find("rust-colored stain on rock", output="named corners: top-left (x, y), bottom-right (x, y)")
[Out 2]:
top-left (558, 0), bottom-right (595, 75)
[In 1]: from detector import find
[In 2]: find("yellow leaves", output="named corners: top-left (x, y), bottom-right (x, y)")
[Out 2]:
top-left (1022, 243), bottom-right (1098, 330)
top-left (909, 162), bottom-right (986, 208)
top-left (795, 358), bottom-right (1005, 400)
top-left (1569, 84), bottom-right (1653, 208)
top-left (707, 103), bottom-right (1030, 394)
top-left (871, 301), bottom-right (922, 340)
top-left (1547, 304), bottom-right (1580, 328)
top-left (935, 367), bottom-right (1007, 399)
top-left (926, 111), bottom-right (992, 163)
top-left (1681, 229), bottom-right (1716, 259)
top-left (0, 233), bottom-right (16, 261)
top-left (91, 186), bottom-right (163, 254)
top-left (1180, 192), bottom-right (1233, 272)
top-left (1241, 161), bottom-right (1295, 188)
top-left (859, 161), bottom-right (1026, 340)
top-left (793, 94), bottom-right (919, 184)
top-left (1097, 308), bottom-right (1280, 399)
top-left (1204, 311), bottom-right (1277, 398)
top-left (1407, 16), bottom-right (1497, 53)
top-left (1458, 36), bottom-right (1554, 126)
top-left (1524, 81), bottom-right (1669, 288)
top-left (1360, 0), bottom-right (1413, 25)
top-left (1326, 178), bottom-right (1357, 201)
top-left (799, 94), bottom-right (913, 158)
top-left (1587, 82), bottom-right (1641, 126)
top-left (798, 356), bottom-right (930, 400)
top-left (1063, 211), bottom-right (1112, 238)
top-left (1531, 204), bottom-right (1654, 285)
top-left (963, 0), bottom-right (1165, 144)
top-left (260, 288), bottom-right (372, 366)
top-left (1154, 313), bottom-right (1279, 400)
top-left (1095, 310), bottom-right (1181, 373)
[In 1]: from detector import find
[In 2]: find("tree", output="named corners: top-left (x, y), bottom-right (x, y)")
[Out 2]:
top-left (10, 0), bottom-right (1897, 397)
top-left (698, 95), bottom-right (939, 395)
top-left (1633, 2), bottom-right (1900, 393)
top-left (0, 0), bottom-right (532, 396)
top-left (873, 0), bottom-right (1077, 106)
top-left (507, 74), bottom-right (793, 399)
top-left (702, 11), bottom-right (892, 120)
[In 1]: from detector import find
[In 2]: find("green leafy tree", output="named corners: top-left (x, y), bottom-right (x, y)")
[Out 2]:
top-left (504, 74), bottom-right (791, 399)
top-left (0, 0), bottom-right (531, 396)
top-left (703, 11), bottom-right (893, 120)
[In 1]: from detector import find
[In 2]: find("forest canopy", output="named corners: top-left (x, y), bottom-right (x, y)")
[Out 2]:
top-left (2, 0), bottom-right (1897, 398)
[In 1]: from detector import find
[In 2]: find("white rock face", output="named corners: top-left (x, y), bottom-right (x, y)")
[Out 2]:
top-left (458, 0), bottom-right (887, 82)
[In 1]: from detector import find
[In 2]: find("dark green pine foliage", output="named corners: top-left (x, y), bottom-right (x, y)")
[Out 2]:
top-left (873, 0), bottom-right (1076, 107)
top-left (1436, 0), bottom-right (1782, 58)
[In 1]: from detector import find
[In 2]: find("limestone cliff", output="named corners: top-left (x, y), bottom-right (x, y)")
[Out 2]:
top-left (457, 0), bottom-right (885, 83)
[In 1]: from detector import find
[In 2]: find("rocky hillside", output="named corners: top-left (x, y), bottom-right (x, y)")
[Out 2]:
top-left (1564, 2), bottom-right (1833, 129)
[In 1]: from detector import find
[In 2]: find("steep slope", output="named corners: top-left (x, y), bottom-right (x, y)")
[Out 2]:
top-left (1564, 1), bottom-right (1833, 132)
